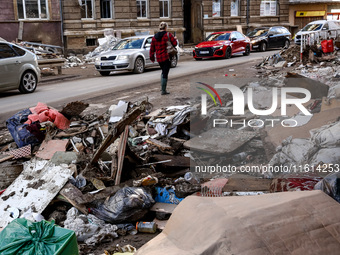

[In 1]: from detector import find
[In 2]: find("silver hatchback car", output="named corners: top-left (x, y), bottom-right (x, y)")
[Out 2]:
top-left (0, 41), bottom-right (40, 93)
top-left (95, 35), bottom-right (178, 76)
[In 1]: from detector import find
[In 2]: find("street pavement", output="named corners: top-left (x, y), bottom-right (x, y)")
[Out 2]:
top-left (0, 50), bottom-right (278, 124)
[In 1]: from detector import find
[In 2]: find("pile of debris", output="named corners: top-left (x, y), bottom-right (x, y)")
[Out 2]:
top-left (258, 42), bottom-right (340, 68)
top-left (84, 29), bottom-right (121, 63)
top-left (64, 55), bottom-right (85, 68)
top-left (0, 99), bottom-right (208, 253)
top-left (1, 48), bottom-right (340, 253)
top-left (18, 41), bottom-right (64, 60)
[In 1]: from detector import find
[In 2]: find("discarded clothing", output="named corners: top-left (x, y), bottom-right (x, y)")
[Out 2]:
top-left (6, 108), bottom-right (41, 148)
top-left (25, 102), bottom-right (70, 130)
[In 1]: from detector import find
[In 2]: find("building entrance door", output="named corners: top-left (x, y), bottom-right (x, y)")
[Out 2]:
top-left (183, 0), bottom-right (203, 44)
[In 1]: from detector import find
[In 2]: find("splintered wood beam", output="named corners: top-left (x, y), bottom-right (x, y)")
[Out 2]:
top-left (115, 125), bottom-right (129, 185)
top-left (146, 138), bottom-right (172, 151)
top-left (91, 101), bottom-right (147, 164)
top-left (59, 183), bottom-right (89, 215)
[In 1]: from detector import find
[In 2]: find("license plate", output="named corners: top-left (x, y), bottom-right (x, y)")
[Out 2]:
top-left (200, 51), bottom-right (209, 54)
top-left (101, 62), bottom-right (114, 66)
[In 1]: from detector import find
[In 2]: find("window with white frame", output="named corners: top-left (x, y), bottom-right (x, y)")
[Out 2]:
top-left (160, 0), bottom-right (170, 18)
top-left (137, 0), bottom-right (148, 18)
top-left (230, 0), bottom-right (239, 17)
top-left (81, 0), bottom-right (94, 19)
top-left (17, 0), bottom-right (48, 19)
top-left (212, 0), bottom-right (221, 17)
top-left (260, 0), bottom-right (277, 16)
top-left (101, 0), bottom-right (112, 18)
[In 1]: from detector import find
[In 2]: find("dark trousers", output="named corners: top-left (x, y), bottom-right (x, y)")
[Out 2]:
top-left (159, 59), bottom-right (171, 79)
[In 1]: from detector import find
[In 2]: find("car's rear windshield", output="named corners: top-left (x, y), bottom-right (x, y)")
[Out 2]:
top-left (205, 33), bottom-right (230, 41)
top-left (302, 24), bottom-right (323, 31)
top-left (247, 29), bottom-right (268, 37)
top-left (113, 38), bottom-right (144, 50)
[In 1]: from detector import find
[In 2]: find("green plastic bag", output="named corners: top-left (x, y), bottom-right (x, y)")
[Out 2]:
top-left (0, 218), bottom-right (79, 255)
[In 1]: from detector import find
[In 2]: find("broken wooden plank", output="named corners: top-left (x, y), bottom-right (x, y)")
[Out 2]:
top-left (146, 138), bottom-right (172, 151)
top-left (91, 101), bottom-right (147, 163)
top-left (0, 155), bottom-right (14, 163)
top-left (115, 125), bottom-right (129, 185)
top-left (59, 183), bottom-right (88, 215)
top-left (109, 154), bottom-right (118, 181)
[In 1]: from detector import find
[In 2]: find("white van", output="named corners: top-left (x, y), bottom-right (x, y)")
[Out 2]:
top-left (294, 20), bottom-right (340, 45)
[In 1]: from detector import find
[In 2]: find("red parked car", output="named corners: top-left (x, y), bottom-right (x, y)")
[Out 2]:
top-left (193, 31), bottom-right (251, 60)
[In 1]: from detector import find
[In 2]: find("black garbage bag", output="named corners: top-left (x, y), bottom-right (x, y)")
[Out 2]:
top-left (314, 172), bottom-right (340, 203)
top-left (90, 187), bottom-right (155, 223)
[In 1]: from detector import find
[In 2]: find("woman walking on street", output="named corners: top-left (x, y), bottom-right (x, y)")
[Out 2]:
top-left (150, 22), bottom-right (177, 95)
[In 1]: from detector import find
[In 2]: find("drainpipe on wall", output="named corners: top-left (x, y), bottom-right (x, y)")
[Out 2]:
top-left (59, 0), bottom-right (65, 55)
top-left (277, 0), bottom-right (280, 24)
top-left (246, 0), bottom-right (250, 33)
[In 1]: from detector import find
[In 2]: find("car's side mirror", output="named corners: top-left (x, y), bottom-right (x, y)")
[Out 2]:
top-left (231, 37), bottom-right (237, 41)
top-left (145, 43), bottom-right (151, 48)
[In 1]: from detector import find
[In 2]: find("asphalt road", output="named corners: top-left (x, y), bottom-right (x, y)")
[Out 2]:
top-left (0, 50), bottom-right (278, 124)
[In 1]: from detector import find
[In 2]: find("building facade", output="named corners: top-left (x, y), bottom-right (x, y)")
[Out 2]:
top-left (63, 0), bottom-right (290, 54)
top-left (0, 0), bottom-right (62, 46)
top-left (288, 0), bottom-right (340, 35)
top-left (62, 0), bottom-right (185, 54)
top-left (1, 0), bottom-right (292, 54)
top-left (196, 0), bottom-right (289, 42)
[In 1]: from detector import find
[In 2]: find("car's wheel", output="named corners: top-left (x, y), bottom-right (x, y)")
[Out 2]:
top-left (19, 71), bottom-right (37, 94)
top-left (170, 55), bottom-right (178, 68)
top-left (195, 58), bottom-right (202, 61)
top-left (243, 45), bottom-right (250, 56)
top-left (225, 47), bottom-right (232, 59)
top-left (260, 42), bottom-right (267, 52)
top-left (284, 40), bottom-right (290, 49)
top-left (99, 71), bottom-right (111, 76)
top-left (133, 57), bottom-right (145, 74)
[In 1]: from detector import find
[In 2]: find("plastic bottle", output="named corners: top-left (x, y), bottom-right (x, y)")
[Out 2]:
top-left (136, 222), bottom-right (157, 233)
top-left (184, 172), bottom-right (200, 184)
top-left (232, 152), bottom-right (248, 163)
top-left (129, 126), bottom-right (138, 138)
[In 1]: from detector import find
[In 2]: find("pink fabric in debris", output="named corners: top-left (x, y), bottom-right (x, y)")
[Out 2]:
top-left (29, 102), bottom-right (49, 115)
top-left (25, 102), bottom-right (70, 130)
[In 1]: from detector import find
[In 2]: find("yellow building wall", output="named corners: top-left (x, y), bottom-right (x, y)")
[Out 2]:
top-left (288, 4), bottom-right (328, 25)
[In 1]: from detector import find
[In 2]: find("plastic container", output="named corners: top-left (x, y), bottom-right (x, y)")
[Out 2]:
top-left (129, 126), bottom-right (138, 138)
top-left (136, 222), bottom-right (157, 233)
top-left (184, 172), bottom-right (200, 184)
top-left (321, 39), bottom-right (334, 53)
